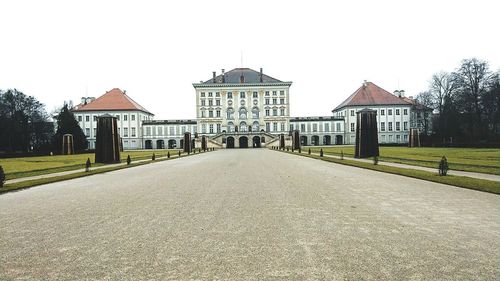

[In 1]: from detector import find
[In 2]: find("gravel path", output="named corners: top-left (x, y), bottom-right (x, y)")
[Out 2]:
top-left (1, 149), bottom-right (499, 280)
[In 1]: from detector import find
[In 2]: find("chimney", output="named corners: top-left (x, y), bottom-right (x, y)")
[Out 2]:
top-left (363, 80), bottom-right (368, 87)
top-left (240, 73), bottom-right (245, 83)
top-left (394, 90), bottom-right (400, 97)
top-left (400, 90), bottom-right (405, 98)
top-left (260, 68), bottom-right (263, 82)
top-left (81, 97), bottom-right (86, 105)
top-left (221, 69), bottom-right (225, 83)
top-left (212, 71), bottom-right (216, 83)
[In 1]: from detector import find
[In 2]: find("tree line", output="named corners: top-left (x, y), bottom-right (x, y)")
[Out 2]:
top-left (0, 89), bottom-right (86, 153)
top-left (415, 58), bottom-right (500, 145)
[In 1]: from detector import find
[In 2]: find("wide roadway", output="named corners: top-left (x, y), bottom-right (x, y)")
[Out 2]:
top-left (1, 149), bottom-right (499, 280)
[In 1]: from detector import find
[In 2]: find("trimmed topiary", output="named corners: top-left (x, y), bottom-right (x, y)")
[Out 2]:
top-left (439, 156), bottom-right (449, 176)
top-left (127, 155), bottom-right (131, 165)
top-left (320, 148), bottom-right (323, 157)
top-left (0, 165), bottom-right (5, 187)
top-left (308, 148), bottom-right (311, 155)
top-left (340, 150), bottom-right (344, 160)
top-left (152, 153), bottom-right (156, 161)
top-left (85, 158), bottom-right (91, 172)
top-left (167, 151), bottom-right (170, 158)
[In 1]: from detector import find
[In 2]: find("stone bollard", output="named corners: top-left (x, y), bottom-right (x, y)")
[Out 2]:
top-left (152, 153), bottom-right (155, 161)
top-left (178, 151), bottom-right (181, 157)
top-left (298, 147), bottom-right (301, 153)
top-left (308, 148), bottom-right (311, 155)
top-left (320, 148), bottom-right (323, 157)
top-left (167, 151), bottom-right (170, 158)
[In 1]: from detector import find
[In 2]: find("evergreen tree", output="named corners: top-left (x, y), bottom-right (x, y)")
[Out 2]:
top-left (52, 104), bottom-right (87, 152)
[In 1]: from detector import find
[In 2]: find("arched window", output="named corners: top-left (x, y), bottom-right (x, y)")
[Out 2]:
top-left (227, 121), bottom-right (235, 133)
top-left (227, 107), bottom-right (234, 120)
top-left (252, 107), bottom-right (259, 119)
top-left (239, 107), bottom-right (247, 119)
top-left (252, 121), bottom-right (259, 132)
top-left (240, 121), bottom-right (247, 132)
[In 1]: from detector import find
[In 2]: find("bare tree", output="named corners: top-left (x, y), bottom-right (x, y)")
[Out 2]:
top-left (429, 72), bottom-right (456, 115)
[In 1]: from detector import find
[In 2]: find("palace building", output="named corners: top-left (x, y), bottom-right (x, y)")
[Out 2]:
top-left (73, 68), bottom-right (430, 149)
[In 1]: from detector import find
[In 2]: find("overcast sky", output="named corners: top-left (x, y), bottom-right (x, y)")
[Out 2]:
top-left (1, 0), bottom-right (499, 119)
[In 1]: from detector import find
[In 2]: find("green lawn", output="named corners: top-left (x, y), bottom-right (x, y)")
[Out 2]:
top-left (0, 150), bottom-right (180, 180)
top-left (307, 146), bottom-right (500, 175)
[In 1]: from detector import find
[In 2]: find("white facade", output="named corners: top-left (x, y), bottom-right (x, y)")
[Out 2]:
top-left (141, 120), bottom-right (197, 149)
top-left (332, 105), bottom-right (412, 144)
top-left (74, 110), bottom-right (153, 149)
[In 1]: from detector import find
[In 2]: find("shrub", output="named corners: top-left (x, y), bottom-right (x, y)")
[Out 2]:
top-left (85, 158), bottom-right (91, 172)
top-left (439, 156), bottom-right (449, 176)
top-left (0, 165), bottom-right (5, 187)
top-left (127, 155), bottom-right (131, 165)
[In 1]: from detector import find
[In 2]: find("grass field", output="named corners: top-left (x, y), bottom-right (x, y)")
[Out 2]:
top-left (0, 150), bottom-right (180, 180)
top-left (308, 146), bottom-right (500, 175)
top-left (278, 150), bottom-right (500, 195)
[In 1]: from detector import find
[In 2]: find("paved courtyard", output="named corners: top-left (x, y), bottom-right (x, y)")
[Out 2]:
top-left (0, 149), bottom-right (499, 280)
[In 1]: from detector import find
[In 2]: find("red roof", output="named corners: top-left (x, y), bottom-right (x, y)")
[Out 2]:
top-left (333, 82), bottom-right (411, 111)
top-left (72, 88), bottom-right (153, 115)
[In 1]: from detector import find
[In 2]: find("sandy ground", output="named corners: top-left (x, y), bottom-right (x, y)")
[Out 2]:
top-left (1, 149), bottom-right (499, 280)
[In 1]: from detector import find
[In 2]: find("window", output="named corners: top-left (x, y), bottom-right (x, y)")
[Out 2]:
top-left (273, 122), bottom-right (278, 131)
top-left (265, 109), bottom-right (270, 116)
top-left (325, 123), bottom-right (330, 132)
top-left (85, 115), bottom-right (90, 122)
top-left (381, 109), bottom-right (385, 116)
top-left (209, 124), bottom-right (214, 133)
top-left (131, 127), bottom-right (136, 137)
top-left (389, 135), bottom-right (393, 142)
top-left (93, 116), bottom-right (97, 121)
top-left (202, 124), bottom-right (206, 133)
top-left (313, 124), bottom-right (318, 132)
top-left (273, 108), bottom-right (277, 116)
top-left (93, 128), bottom-right (96, 137)
top-left (124, 115), bottom-right (128, 121)
top-left (240, 92), bottom-right (245, 99)
top-left (280, 98), bottom-right (284, 104)
top-left (217, 124), bottom-right (221, 133)
top-left (201, 100), bottom-right (206, 106)
top-left (280, 123), bottom-right (285, 131)
top-left (78, 115), bottom-right (82, 122)
top-left (301, 124), bottom-right (306, 132)
top-left (272, 91), bottom-right (277, 96)
top-left (209, 110), bottom-right (213, 118)
top-left (396, 135), bottom-right (401, 142)
top-left (169, 126), bottom-right (175, 135)
top-left (336, 123), bottom-right (341, 132)
top-left (227, 92), bottom-right (232, 99)
top-left (216, 92), bottom-right (220, 97)
top-left (265, 91), bottom-right (270, 96)
top-left (208, 100), bottom-right (213, 106)
top-left (208, 92), bottom-right (213, 97)
top-left (404, 121), bottom-right (408, 130)
top-left (116, 115), bottom-right (120, 120)
top-left (388, 122), bottom-right (393, 131)
top-left (404, 109), bottom-right (408, 115)
top-left (280, 108), bottom-right (285, 116)
top-left (85, 128), bottom-right (90, 137)
top-left (253, 91), bottom-right (258, 98)
top-left (350, 110), bottom-right (354, 116)
top-left (124, 128), bottom-right (129, 137)
top-left (404, 134), bottom-right (408, 142)
top-left (396, 109), bottom-right (400, 115)
top-left (388, 109), bottom-right (393, 115)
top-left (201, 92), bottom-right (205, 97)
top-left (396, 121), bottom-right (400, 131)
top-left (266, 122), bottom-right (270, 131)
top-left (146, 127), bottom-right (151, 136)
top-left (280, 90), bottom-right (284, 95)
top-left (216, 110), bottom-right (221, 117)
top-left (265, 99), bottom-right (270, 105)
top-left (216, 100), bottom-right (220, 106)
top-left (273, 98), bottom-right (277, 104)
top-left (381, 122), bottom-right (386, 131)
top-left (131, 115), bottom-right (135, 121)
top-left (201, 110), bottom-right (205, 118)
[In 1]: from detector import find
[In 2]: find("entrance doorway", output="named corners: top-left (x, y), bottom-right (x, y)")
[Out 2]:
top-left (156, 140), bottom-right (164, 149)
top-left (145, 140), bottom-right (153, 149)
top-left (323, 135), bottom-right (331, 145)
top-left (168, 139), bottom-right (176, 149)
top-left (252, 136), bottom-right (261, 148)
top-left (239, 136), bottom-right (248, 148)
top-left (312, 135), bottom-right (320, 146)
top-left (335, 135), bottom-right (343, 145)
top-left (227, 137), bottom-right (235, 148)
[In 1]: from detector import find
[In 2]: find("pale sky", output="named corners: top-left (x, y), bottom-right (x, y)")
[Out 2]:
top-left (1, 0), bottom-right (499, 119)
